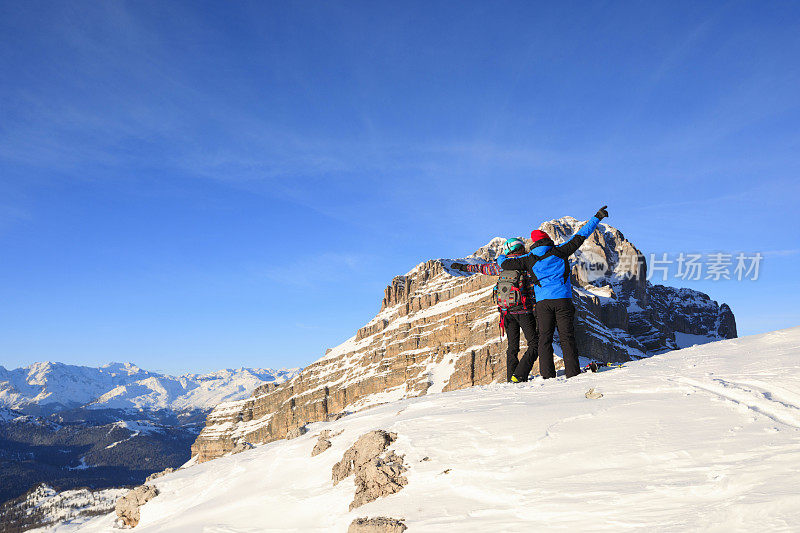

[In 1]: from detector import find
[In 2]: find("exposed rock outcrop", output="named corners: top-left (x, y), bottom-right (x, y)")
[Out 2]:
top-left (231, 441), bottom-right (255, 454)
top-left (350, 450), bottom-right (408, 510)
top-left (191, 218), bottom-right (737, 463)
top-left (332, 430), bottom-right (396, 484)
top-left (332, 430), bottom-right (408, 510)
top-left (115, 485), bottom-right (158, 528)
top-left (144, 467), bottom-right (174, 483)
top-left (349, 517), bottom-right (408, 533)
top-left (311, 430), bottom-right (332, 457)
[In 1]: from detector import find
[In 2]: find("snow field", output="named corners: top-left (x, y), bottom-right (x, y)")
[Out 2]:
top-left (50, 327), bottom-right (800, 532)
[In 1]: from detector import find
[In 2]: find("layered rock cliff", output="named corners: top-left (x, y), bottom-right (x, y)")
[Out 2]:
top-left (191, 217), bottom-right (736, 462)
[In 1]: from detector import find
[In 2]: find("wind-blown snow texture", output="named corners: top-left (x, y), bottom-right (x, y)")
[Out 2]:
top-left (53, 327), bottom-right (800, 532)
top-left (0, 362), bottom-right (300, 414)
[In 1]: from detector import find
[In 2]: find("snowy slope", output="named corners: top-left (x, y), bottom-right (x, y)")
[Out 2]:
top-left (0, 362), bottom-right (300, 413)
top-left (52, 327), bottom-right (800, 532)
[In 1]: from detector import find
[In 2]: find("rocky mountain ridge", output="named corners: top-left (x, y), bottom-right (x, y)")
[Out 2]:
top-left (190, 217), bottom-right (737, 462)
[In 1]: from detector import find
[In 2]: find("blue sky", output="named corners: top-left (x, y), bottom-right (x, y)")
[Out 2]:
top-left (1, 1), bottom-right (798, 375)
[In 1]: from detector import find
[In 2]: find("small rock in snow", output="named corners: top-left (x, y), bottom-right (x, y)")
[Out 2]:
top-left (145, 467), bottom-right (175, 483)
top-left (348, 516), bottom-right (407, 533)
top-left (286, 424), bottom-right (308, 440)
top-left (115, 484), bottom-right (158, 528)
top-left (311, 430), bottom-right (332, 456)
top-left (232, 442), bottom-right (255, 454)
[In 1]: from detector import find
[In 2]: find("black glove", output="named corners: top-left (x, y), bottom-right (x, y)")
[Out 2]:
top-left (595, 205), bottom-right (609, 220)
top-left (450, 262), bottom-right (464, 271)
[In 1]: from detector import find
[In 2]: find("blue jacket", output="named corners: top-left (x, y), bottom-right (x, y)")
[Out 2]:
top-left (498, 216), bottom-right (601, 302)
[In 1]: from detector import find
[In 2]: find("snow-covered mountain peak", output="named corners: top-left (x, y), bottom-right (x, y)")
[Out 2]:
top-left (467, 216), bottom-right (604, 261)
top-left (25, 361), bottom-right (62, 384)
top-left (100, 362), bottom-right (148, 376)
top-left (469, 236), bottom-right (506, 260)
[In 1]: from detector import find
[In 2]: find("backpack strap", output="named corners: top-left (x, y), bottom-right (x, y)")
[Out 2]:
top-left (540, 248), bottom-right (558, 261)
top-left (526, 254), bottom-right (541, 286)
top-left (537, 246), bottom-right (570, 283)
top-left (527, 248), bottom-right (561, 287)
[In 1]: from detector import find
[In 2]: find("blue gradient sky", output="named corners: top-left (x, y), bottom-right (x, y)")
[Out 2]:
top-left (1, 1), bottom-right (799, 374)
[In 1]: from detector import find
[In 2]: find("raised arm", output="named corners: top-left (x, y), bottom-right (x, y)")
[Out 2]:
top-left (553, 206), bottom-right (607, 258)
top-left (451, 262), bottom-right (501, 275)
top-left (496, 253), bottom-right (537, 271)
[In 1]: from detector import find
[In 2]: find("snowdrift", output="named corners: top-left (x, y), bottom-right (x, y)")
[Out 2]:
top-left (51, 327), bottom-right (800, 532)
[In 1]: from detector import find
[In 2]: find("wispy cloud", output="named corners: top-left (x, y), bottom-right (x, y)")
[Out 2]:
top-left (2, 2), bottom-right (797, 241)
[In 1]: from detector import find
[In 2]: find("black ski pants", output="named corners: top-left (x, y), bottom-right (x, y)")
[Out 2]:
top-left (536, 298), bottom-right (581, 379)
top-left (505, 312), bottom-right (539, 382)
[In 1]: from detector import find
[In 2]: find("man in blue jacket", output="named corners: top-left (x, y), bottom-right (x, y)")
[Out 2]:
top-left (498, 206), bottom-right (609, 379)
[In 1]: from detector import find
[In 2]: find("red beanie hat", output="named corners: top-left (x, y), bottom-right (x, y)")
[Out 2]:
top-left (530, 230), bottom-right (550, 243)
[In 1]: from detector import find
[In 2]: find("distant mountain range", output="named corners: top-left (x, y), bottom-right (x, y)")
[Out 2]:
top-left (0, 362), bottom-right (300, 506)
top-left (0, 361), bottom-right (300, 415)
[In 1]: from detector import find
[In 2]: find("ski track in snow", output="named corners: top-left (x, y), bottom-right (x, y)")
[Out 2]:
top-left (673, 376), bottom-right (800, 429)
top-left (41, 327), bottom-right (800, 533)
